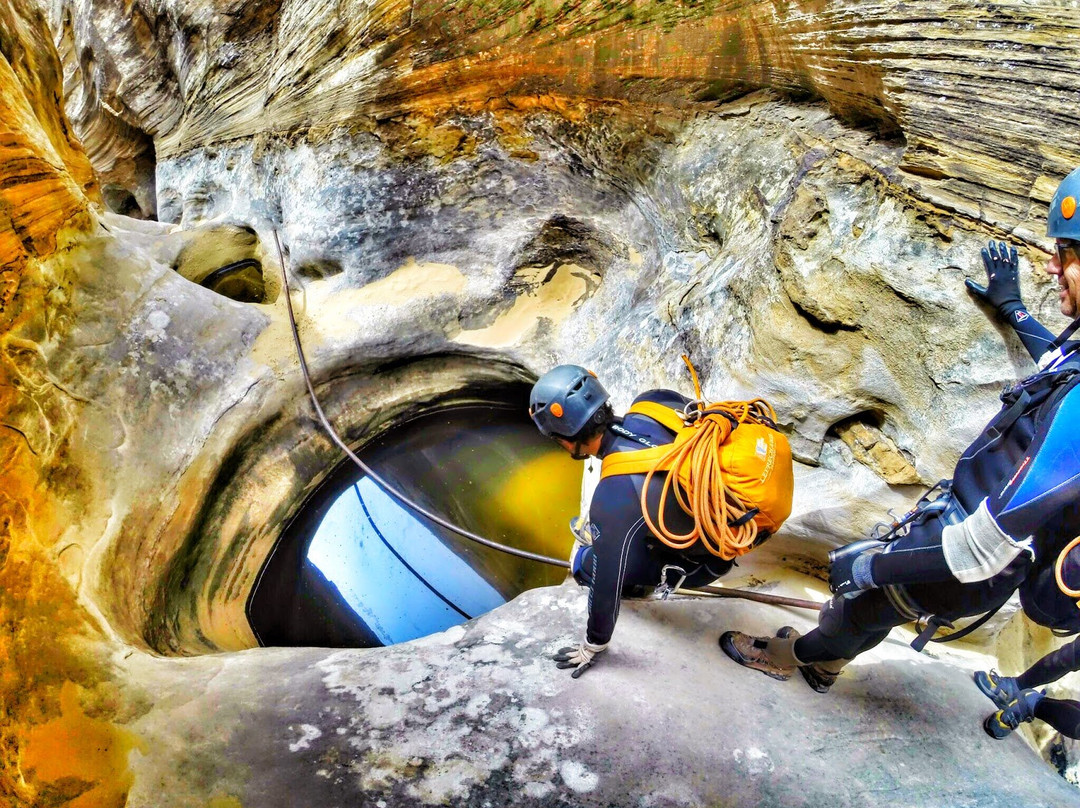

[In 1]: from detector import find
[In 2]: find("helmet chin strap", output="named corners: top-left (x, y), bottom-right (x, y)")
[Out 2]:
top-left (570, 441), bottom-right (590, 461)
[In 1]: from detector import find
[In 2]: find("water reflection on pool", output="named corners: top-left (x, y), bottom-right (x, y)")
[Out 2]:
top-left (248, 404), bottom-right (581, 648)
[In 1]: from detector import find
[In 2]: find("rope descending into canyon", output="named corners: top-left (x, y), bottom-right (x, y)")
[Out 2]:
top-left (683, 585), bottom-right (822, 611)
top-left (274, 230), bottom-right (571, 568)
top-left (273, 230), bottom-right (823, 613)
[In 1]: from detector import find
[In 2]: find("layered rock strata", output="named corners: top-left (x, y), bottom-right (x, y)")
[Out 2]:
top-left (48, 0), bottom-right (1080, 238)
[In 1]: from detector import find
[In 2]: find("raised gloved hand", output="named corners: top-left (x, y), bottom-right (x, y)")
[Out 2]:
top-left (966, 240), bottom-right (1023, 313)
top-left (828, 539), bottom-right (885, 599)
top-left (552, 639), bottom-right (608, 678)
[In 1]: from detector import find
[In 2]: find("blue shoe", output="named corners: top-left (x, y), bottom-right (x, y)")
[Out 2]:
top-left (983, 688), bottom-right (1044, 740)
top-left (973, 669), bottom-right (1020, 709)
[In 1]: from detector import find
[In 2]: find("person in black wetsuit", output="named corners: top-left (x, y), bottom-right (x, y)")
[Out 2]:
top-left (721, 166), bottom-right (1080, 696)
top-left (528, 365), bottom-right (735, 678)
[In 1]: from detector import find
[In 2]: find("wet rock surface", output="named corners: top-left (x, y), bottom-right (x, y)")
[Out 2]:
top-left (123, 582), bottom-right (1080, 807)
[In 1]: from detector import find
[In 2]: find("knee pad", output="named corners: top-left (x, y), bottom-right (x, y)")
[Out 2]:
top-left (818, 597), bottom-right (849, 639)
top-left (571, 543), bottom-right (595, 587)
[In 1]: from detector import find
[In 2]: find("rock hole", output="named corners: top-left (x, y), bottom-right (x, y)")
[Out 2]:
top-left (246, 398), bottom-right (579, 648)
top-left (827, 411), bottom-right (921, 486)
top-left (102, 185), bottom-right (145, 218)
top-left (295, 258), bottom-right (344, 280)
top-left (199, 259), bottom-right (266, 303)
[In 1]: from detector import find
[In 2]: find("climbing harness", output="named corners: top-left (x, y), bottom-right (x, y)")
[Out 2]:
top-left (600, 356), bottom-right (794, 561)
top-left (656, 565), bottom-right (689, 601)
top-left (840, 330), bottom-right (1080, 651)
top-left (869, 479), bottom-right (962, 542)
top-left (849, 478), bottom-right (1002, 652)
top-left (1009, 533), bottom-right (1080, 636)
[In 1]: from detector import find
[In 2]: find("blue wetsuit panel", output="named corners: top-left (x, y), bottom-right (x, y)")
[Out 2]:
top-left (992, 385), bottom-right (1080, 539)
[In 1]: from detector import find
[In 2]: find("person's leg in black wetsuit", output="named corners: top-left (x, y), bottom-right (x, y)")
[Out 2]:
top-left (792, 589), bottom-right (899, 662)
top-left (1035, 698), bottom-right (1080, 739)
top-left (1016, 637), bottom-right (1080, 690)
top-left (796, 556), bottom-right (1029, 664)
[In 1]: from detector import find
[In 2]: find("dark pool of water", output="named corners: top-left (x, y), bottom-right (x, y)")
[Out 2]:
top-left (247, 404), bottom-right (581, 648)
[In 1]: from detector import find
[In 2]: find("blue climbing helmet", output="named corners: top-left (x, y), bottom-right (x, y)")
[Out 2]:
top-left (1047, 166), bottom-right (1080, 240)
top-left (529, 365), bottom-right (609, 439)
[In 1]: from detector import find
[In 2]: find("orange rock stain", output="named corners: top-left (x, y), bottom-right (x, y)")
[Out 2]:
top-left (21, 681), bottom-right (146, 808)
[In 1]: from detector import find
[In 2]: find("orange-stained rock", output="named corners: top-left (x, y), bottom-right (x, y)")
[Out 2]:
top-left (0, 2), bottom-right (110, 806)
top-left (0, 0), bottom-right (97, 324)
top-left (46, 0), bottom-right (1080, 234)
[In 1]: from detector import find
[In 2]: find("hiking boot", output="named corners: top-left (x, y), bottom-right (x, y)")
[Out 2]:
top-left (983, 688), bottom-right (1044, 740)
top-left (798, 662), bottom-right (841, 694)
top-left (973, 669), bottom-right (1021, 709)
top-left (775, 626), bottom-right (845, 694)
top-left (719, 631), bottom-right (796, 681)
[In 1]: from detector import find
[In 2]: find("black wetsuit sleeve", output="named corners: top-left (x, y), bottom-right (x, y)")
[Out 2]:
top-left (1017, 636), bottom-right (1080, 690)
top-left (585, 476), bottom-right (647, 646)
top-left (999, 306), bottom-right (1057, 363)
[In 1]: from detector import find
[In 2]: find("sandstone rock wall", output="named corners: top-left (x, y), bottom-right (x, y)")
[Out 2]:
top-left (4, 0), bottom-right (1080, 805)
top-left (47, 0), bottom-right (1080, 239)
top-left (0, 3), bottom-right (112, 805)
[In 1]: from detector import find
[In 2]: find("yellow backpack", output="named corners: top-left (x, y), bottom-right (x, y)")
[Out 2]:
top-left (600, 358), bottom-right (794, 561)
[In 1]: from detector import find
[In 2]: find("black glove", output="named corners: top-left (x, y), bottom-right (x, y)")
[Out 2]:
top-left (552, 639), bottom-right (607, 679)
top-left (966, 240), bottom-right (1023, 314)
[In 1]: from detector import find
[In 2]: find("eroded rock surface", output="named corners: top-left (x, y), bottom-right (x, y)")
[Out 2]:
top-left (4, 0), bottom-right (1080, 806)
top-left (47, 0), bottom-right (1080, 237)
top-left (120, 583), bottom-right (1080, 808)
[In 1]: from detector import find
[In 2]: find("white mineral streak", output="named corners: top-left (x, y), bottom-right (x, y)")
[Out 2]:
top-left (558, 760), bottom-right (599, 792)
top-left (733, 747), bottom-right (776, 776)
top-left (288, 724), bottom-right (323, 752)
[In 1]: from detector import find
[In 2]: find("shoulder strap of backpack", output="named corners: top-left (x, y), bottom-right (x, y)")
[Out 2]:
top-left (1048, 316), bottom-right (1080, 354)
top-left (600, 444), bottom-right (673, 480)
top-left (625, 400), bottom-right (687, 433)
top-left (986, 365), bottom-right (1080, 444)
top-left (600, 403), bottom-right (687, 480)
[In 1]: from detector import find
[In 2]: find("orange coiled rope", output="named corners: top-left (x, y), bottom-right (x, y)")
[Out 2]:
top-left (640, 357), bottom-right (780, 561)
top-left (1055, 535), bottom-right (1080, 599)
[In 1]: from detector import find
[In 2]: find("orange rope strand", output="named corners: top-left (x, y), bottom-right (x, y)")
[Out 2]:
top-left (1055, 535), bottom-right (1080, 599)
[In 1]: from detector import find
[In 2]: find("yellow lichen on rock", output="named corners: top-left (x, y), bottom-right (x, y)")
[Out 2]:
top-left (21, 681), bottom-right (146, 808)
top-left (0, 4), bottom-right (122, 806)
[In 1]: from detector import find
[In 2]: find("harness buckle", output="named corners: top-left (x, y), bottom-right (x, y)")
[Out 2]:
top-left (912, 615), bottom-right (956, 653)
top-left (657, 565), bottom-right (689, 600)
top-left (678, 400), bottom-right (705, 424)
